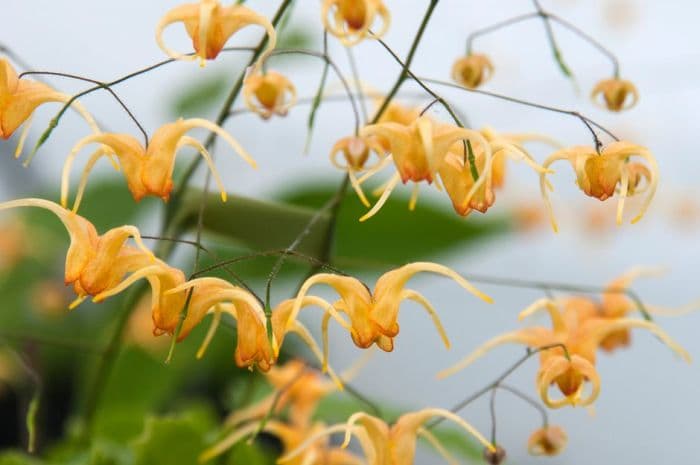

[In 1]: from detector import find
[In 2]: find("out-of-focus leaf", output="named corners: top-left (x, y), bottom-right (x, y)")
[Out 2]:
top-left (0, 452), bottom-right (45, 465)
top-left (225, 441), bottom-right (277, 465)
top-left (277, 26), bottom-right (313, 50)
top-left (170, 74), bottom-right (228, 118)
top-left (429, 427), bottom-right (484, 462)
top-left (132, 408), bottom-right (216, 465)
top-left (278, 180), bottom-right (512, 266)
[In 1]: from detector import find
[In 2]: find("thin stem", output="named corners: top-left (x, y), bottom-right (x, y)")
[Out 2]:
top-left (547, 13), bottom-right (620, 77)
top-left (268, 48), bottom-right (360, 134)
top-left (489, 387), bottom-right (498, 445)
top-left (371, 0), bottom-right (440, 123)
top-left (466, 12), bottom-right (541, 54)
top-left (17, 70), bottom-right (149, 146)
top-left (497, 383), bottom-right (548, 427)
top-left (420, 76), bottom-right (619, 149)
top-left (532, 0), bottom-right (573, 78)
top-left (265, 175), bottom-right (349, 307)
top-left (345, 45), bottom-right (368, 122)
top-left (427, 343), bottom-right (568, 429)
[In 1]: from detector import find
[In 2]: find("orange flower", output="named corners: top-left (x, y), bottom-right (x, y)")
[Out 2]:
top-left (290, 263), bottom-right (491, 360)
top-left (438, 298), bottom-right (690, 408)
top-left (158, 277), bottom-right (345, 376)
top-left (591, 78), bottom-right (638, 112)
top-left (330, 135), bottom-right (387, 207)
top-left (61, 118), bottom-right (256, 211)
top-left (243, 70), bottom-right (296, 119)
top-left (451, 54), bottom-right (494, 89)
top-left (280, 408), bottom-right (495, 465)
top-left (321, 0), bottom-right (390, 46)
top-left (1, 58), bottom-right (98, 156)
top-left (357, 117), bottom-right (491, 221)
top-left (202, 420), bottom-right (364, 465)
top-left (527, 425), bottom-right (568, 456)
top-left (156, 0), bottom-right (276, 66)
top-left (540, 141), bottom-right (658, 231)
top-left (439, 128), bottom-right (552, 216)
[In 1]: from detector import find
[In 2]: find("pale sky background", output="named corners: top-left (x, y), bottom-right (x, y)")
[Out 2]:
top-left (2, 1), bottom-right (700, 464)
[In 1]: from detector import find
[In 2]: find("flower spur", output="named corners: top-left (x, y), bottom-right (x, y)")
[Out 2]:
top-left (156, 0), bottom-right (276, 67)
top-left (279, 408), bottom-right (495, 465)
top-left (0, 198), bottom-right (160, 307)
top-left (60, 118), bottom-right (256, 211)
top-left (539, 141), bottom-right (658, 232)
top-left (321, 0), bottom-right (391, 46)
top-left (1, 58), bottom-right (100, 158)
top-left (289, 262), bottom-right (492, 363)
top-left (438, 298), bottom-right (690, 408)
top-left (356, 117), bottom-right (493, 221)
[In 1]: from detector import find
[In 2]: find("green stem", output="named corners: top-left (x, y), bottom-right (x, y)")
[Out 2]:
top-left (370, 0), bottom-right (440, 123)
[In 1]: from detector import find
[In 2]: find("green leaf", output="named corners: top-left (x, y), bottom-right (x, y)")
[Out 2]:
top-left (277, 26), bottom-right (313, 51)
top-left (278, 180), bottom-right (511, 266)
top-left (0, 452), bottom-right (45, 465)
top-left (132, 409), bottom-right (216, 465)
top-left (170, 74), bottom-right (228, 118)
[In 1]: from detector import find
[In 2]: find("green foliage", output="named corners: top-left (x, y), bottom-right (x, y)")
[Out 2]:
top-left (132, 409), bottom-right (215, 465)
top-left (170, 74), bottom-right (229, 119)
top-left (0, 452), bottom-right (45, 465)
top-left (278, 181), bottom-right (511, 266)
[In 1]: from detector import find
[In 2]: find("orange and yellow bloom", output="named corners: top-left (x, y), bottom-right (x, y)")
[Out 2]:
top-left (591, 78), bottom-right (638, 112)
top-left (291, 262), bottom-right (491, 361)
top-left (438, 298), bottom-right (689, 408)
top-left (1, 58), bottom-right (99, 157)
top-left (61, 118), bottom-right (256, 211)
top-left (527, 425), bottom-right (567, 456)
top-left (243, 70), bottom-right (297, 119)
top-left (451, 54), bottom-right (494, 89)
top-left (540, 141), bottom-right (658, 231)
top-left (279, 408), bottom-right (495, 465)
top-left (321, 0), bottom-right (390, 46)
top-left (156, 0), bottom-right (276, 66)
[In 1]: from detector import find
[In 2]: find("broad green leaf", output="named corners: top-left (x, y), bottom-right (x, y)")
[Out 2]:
top-left (170, 73), bottom-right (228, 119)
top-left (0, 452), bottom-right (45, 465)
top-left (132, 409), bottom-right (216, 465)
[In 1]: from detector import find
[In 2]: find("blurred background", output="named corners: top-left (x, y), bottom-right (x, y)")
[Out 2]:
top-left (1, 0), bottom-right (699, 464)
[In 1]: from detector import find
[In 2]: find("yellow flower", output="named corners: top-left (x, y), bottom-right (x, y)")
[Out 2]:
top-left (540, 141), bottom-right (658, 231)
top-left (156, 0), bottom-right (276, 66)
top-left (1, 58), bottom-right (98, 156)
top-left (591, 78), bottom-right (638, 112)
top-left (451, 54), bottom-right (494, 89)
top-left (527, 425), bottom-right (568, 456)
top-left (202, 420), bottom-right (364, 465)
top-left (321, 0), bottom-right (390, 46)
top-left (438, 298), bottom-right (690, 408)
top-left (243, 70), bottom-right (297, 119)
top-left (358, 117), bottom-right (491, 221)
top-left (439, 127), bottom-right (553, 216)
top-left (330, 135), bottom-right (387, 207)
top-left (279, 408), bottom-right (495, 465)
top-left (157, 277), bottom-right (345, 377)
top-left (61, 118), bottom-right (256, 211)
top-left (290, 262), bottom-right (491, 360)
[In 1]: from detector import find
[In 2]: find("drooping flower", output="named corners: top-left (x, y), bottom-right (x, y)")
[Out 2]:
top-left (243, 70), bottom-right (297, 119)
top-left (61, 118), bottom-right (256, 211)
top-left (451, 54), bottom-right (494, 89)
top-left (1, 58), bottom-right (99, 156)
top-left (321, 0), bottom-right (390, 46)
top-left (279, 408), bottom-right (495, 465)
top-left (290, 263), bottom-right (491, 360)
top-left (156, 0), bottom-right (276, 66)
top-left (591, 78), bottom-right (638, 112)
top-left (154, 277), bottom-right (346, 375)
top-left (527, 425), bottom-right (568, 456)
top-left (357, 117), bottom-right (492, 221)
top-left (540, 141), bottom-right (658, 231)
top-left (202, 420), bottom-right (364, 465)
top-left (329, 135), bottom-right (387, 207)
top-left (438, 298), bottom-right (690, 408)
